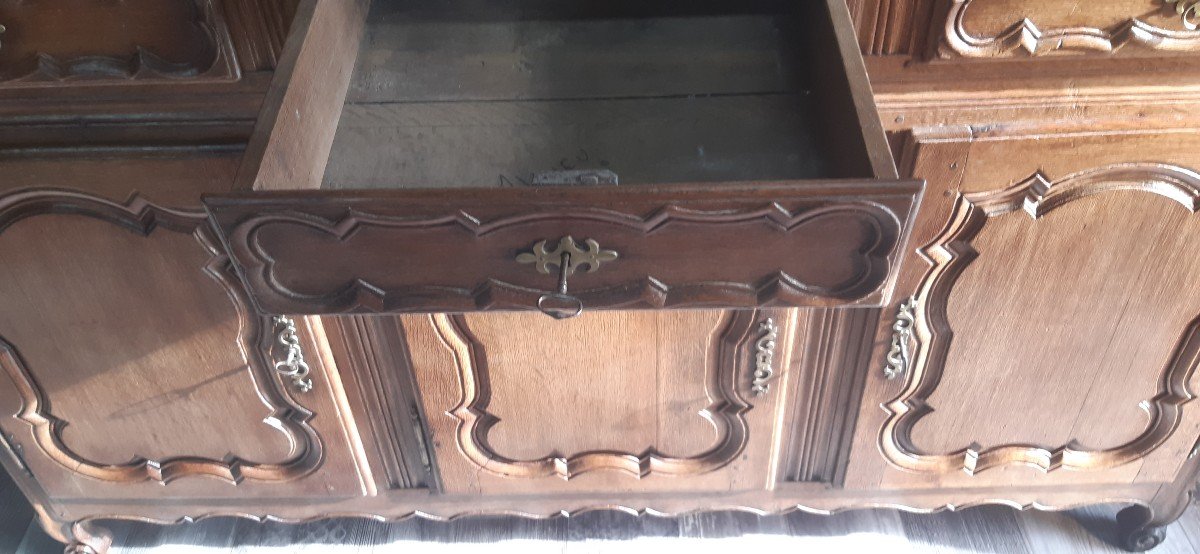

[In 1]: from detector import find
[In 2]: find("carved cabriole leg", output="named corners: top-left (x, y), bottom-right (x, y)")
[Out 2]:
top-left (1115, 455), bottom-right (1200, 552)
top-left (64, 521), bottom-right (112, 554)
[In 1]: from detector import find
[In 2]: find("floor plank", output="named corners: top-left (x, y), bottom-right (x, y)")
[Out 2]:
top-left (0, 469), bottom-right (33, 554)
top-left (12, 498), bottom-right (1200, 552)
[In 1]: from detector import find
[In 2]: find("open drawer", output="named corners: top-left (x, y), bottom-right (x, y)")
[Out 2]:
top-left (206, 0), bottom-right (922, 317)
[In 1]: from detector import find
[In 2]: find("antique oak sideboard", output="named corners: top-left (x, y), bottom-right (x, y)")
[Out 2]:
top-left (2, 1), bottom-right (1200, 552)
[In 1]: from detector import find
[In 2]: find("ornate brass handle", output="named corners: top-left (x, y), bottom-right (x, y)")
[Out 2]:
top-left (272, 315), bottom-right (313, 392)
top-left (884, 297), bottom-right (916, 380)
top-left (1167, 0), bottom-right (1200, 30)
top-left (751, 318), bottom-right (779, 396)
top-left (516, 236), bottom-right (618, 319)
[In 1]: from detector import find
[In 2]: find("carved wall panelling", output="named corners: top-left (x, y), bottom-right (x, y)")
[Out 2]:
top-left (0, 188), bottom-right (332, 490)
top-left (881, 164), bottom-right (1200, 475)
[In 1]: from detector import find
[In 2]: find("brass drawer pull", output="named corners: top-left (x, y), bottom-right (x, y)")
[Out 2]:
top-left (884, 297), bottom-right (916, 380)
top-left (517, 236), bottom-right (618, 319)
top-left (272, 315), bottom-right (314, 393)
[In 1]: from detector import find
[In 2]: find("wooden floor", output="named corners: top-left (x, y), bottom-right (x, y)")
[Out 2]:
top-left (12, 501), bottom-right (1200, 553)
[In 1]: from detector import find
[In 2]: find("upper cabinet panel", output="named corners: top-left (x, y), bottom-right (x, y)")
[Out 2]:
top-left (0, 0), bottom-right (231, 83)
top-left (0, 0), bottom-right (299, 150)
top-left (941, 0), bottom-right (1200, 58)
top-left (0, 0), bottom-right (300, 86)
top-left (850, 0), bottom-right (1200, 131)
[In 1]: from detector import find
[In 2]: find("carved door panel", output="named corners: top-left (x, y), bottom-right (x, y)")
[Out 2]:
top-left (401, 308), bottom-right (798, 494)
top-left (0, 188), bottom-right (367, 500)
top-left (845, 128), bottom-right (1200, 493)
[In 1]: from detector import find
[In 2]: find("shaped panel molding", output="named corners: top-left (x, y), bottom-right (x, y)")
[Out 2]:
top-left (429, 311), bottom-right (755, 480)
top-left (206, 182), bottom-right (921, 315)
top-left (880, 164), bottom-right (1200, 475)
top-left (941, 0), bottom-right (1200, 58)
top-left (0, 188), bottom-right (322, 485)
top-left (0, 0), bottom-right (239, 84)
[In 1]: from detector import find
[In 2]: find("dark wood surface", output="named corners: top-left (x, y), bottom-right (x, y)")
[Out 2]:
top-left (0, 469), bottom-right (33, 554)
top-left (206, 181), bottom-right (921, 315)
top-left (320, 0), bottom-right (889, 188)
top-left (0, 0), bottom-right (299, 151)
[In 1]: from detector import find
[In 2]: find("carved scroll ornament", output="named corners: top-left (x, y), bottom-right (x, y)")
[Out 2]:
top-left (880, 164), bottom-right (1200, 475)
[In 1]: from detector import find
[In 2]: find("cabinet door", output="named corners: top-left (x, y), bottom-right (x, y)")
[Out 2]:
top-left (0, 160), bottom-right (368, 502)
top-left (845, 128), bottom-right (1200, 492)
top-left (399, 309), bottom-right (797, 495)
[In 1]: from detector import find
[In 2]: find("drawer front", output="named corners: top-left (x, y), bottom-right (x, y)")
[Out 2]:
top-left (206, 181), bottom-right (922, 315)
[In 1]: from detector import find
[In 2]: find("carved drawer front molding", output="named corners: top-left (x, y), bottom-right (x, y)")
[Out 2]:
top-left (206, 182), bottom-right (921, 315)
top-left (941, 0), bottom-right (1200, 58)
top-left (425, 310), bottom-right (757, 480)
top-left (0, 0), bottom-right (242, 84)
top-left (881, 164), bottom-right (1200, 475)
top-left (0, 188), bottom-right (322, 486)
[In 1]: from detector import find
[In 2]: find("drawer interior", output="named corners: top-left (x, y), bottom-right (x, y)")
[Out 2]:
top-left (211, 0), bottom-right (915, 317)
top-left (319, 0), bottom-right (891, 190)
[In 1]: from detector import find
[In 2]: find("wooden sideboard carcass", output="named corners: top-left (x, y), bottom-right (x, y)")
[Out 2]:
top-left (1, 0), bottom-right (1200, 552)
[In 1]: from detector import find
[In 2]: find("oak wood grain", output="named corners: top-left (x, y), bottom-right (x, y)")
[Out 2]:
top-left (0, 154), bottom-right (366, 505)
top-left (401, 308), bottom-right (799, 494)
top-left (846, 127), bottom-right (1200, 497)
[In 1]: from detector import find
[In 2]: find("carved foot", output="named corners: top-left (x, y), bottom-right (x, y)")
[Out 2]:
top-left (1116, 505), bottom-right (1168, 552)
top-left (64, 521), bottom-right (112, 554)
